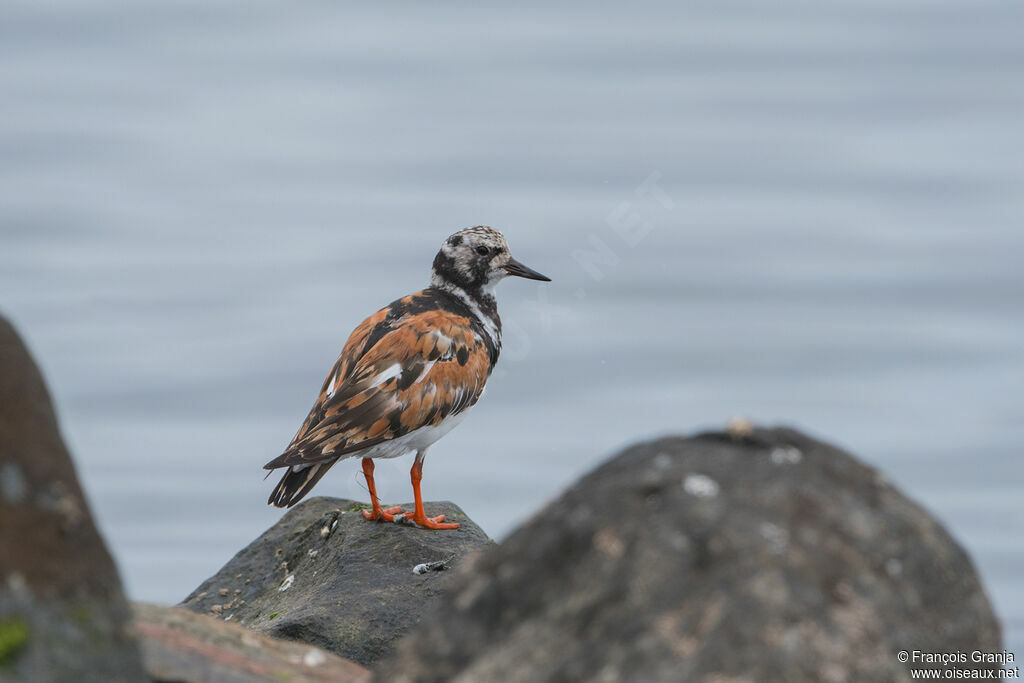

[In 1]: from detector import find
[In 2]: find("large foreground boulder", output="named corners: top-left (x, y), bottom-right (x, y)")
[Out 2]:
top-left (133, 602), bottom-right (370, 682)
top-left (0, 316), bottom-right (145, 681)
top-left (380, 428), bottom-right (1001, 682)
top-left (182, 497), bottom-right (491, 666)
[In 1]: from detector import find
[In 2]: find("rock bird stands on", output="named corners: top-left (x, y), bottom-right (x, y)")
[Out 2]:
top-left (265, 226), bottom-right (550, 529)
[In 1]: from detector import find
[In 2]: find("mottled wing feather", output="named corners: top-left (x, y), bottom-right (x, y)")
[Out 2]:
top-left (281, 305), bottom-right (390, 447)
top-left (264, 292), bottom-right (492, 469)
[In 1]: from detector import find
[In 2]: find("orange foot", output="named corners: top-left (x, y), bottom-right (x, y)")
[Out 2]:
top-left (408, 513), bottom-right (460, 530)
top-left (362, 505), bottom-right (406, 522)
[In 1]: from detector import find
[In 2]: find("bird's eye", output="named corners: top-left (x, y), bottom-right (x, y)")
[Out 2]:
top-left (476, 246), bottom-right (490, 256)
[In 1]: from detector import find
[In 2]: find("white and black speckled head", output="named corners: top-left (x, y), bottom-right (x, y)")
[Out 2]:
top-left (431, 226), bottom-right (550, 299)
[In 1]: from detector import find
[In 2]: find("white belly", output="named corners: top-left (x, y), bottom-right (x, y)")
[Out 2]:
top-left (353, 409), bottom-right (471, 460)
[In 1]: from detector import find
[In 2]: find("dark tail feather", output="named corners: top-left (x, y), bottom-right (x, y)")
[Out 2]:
top-left (267, 459), bottom-right (337, 508)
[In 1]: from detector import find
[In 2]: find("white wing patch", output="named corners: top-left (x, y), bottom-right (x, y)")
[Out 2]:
top-left (414, 360), bottom-right (437, 384)
top-left (431, 330), bottom-right (456, 357)
top-left (369, 363), bottom-right (403, 388)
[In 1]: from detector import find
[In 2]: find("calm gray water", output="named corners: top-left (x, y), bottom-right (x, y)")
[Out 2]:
top-left (3, 0), bottom-right (1022, 652)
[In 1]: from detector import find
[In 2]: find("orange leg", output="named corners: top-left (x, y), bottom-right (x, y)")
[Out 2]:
top-left (408, 452), bottom-right (459, 530)
top-left (360, 458), bottom-right (405, 522)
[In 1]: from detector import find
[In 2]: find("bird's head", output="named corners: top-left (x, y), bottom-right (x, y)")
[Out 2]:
top-left (432, 226), bottom-right (550, 295)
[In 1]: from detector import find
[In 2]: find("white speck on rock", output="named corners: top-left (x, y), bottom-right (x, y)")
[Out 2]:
top-left (760, 522), bottom-right (789, 554)
top-left (413, 563), bottom-right (429, 575)
top-left (308, 549), bottom-right (319, 558)
top-left (0, 462), bottom-right (26, 503)
top-left (592, 528), bottom-right (626, 559)
top-left (683, 474), bottom-right (719, 498)
top-left (304, 648), bottom-right (327, 667)
top-left (770, 446), bottom-right (803, 465)
top-left (278, 574), bottom-right (295, 592)
top-left (652, 453), bottom-right (673, 471)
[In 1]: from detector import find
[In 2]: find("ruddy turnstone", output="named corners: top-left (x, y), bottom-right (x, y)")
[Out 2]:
top-left (264, 226), bottom-right (550, 529)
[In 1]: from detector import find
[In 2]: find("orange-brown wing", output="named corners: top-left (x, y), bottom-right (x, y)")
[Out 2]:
top-left (280, 303), bottom-right (391, 450)
top-left (265, 304), bottom-right (492, 469)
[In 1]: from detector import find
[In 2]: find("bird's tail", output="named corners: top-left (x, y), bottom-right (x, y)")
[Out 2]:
top-left (267, 459), bottom-right (337, 508)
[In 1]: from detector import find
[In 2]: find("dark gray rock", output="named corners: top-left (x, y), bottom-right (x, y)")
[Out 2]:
top-left (380, 428), bottom-right (1002, 683)
top-left (0, 315), bottom-right (145, 682)
top-left (181, 496), bottom-right (491, 667)
top-left (133, 602), bottom-right (371, 683)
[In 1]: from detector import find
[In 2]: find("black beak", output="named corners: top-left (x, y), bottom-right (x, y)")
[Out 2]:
top-left (504, 257), bottom-right (551, 282)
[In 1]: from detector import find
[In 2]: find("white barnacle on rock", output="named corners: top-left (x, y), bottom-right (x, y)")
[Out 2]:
top-left (413, 559), bottom-right (448, 575)
top-left (770, 446), bottom-right (803, 465)
top-left (303, 648), bottom-right (327, 667)
top-left (278, 574), bottom-right (295, 592)
top-left (308, 549), bottom-right (319, 558)
top-left (682, 473), bottom-right (719, 498)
